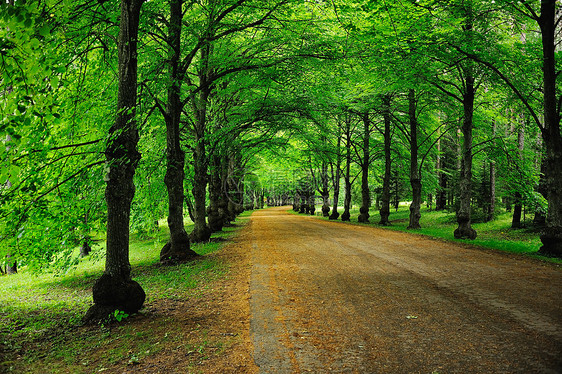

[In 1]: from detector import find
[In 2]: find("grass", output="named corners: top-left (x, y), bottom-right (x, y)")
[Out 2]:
top-left (314, 203), bottom-right (561, 264)
top-left (0, 218), bottom-right (247, 373)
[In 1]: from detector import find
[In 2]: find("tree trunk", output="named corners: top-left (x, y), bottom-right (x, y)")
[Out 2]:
top-left (328, 160), bottom-right (341, 220)
top-left (191, 138), bottom-right (211, 242)
top-left (321, 162), bottom-right (330, 217)
top-left (512, 192), bottom-right (523, 228)
top-left (86, 0), bottom-right (145, 323)
top-left (341, 116), bottom-right (352, 222)
top-left (436, 136), bottom-right (447, 211)
top-left (379, 95), bottom-right (392, 225)
top-left (454, 72), bottom-right (477, 240)
top-left (534, 159), bottom-right (547, 226)
top-left (487, 120), bottom-right (497, 222)
top-left (407, 89), bottom-right (421, 229)
top-left (486, 160), bottom-right (496, 222)
top-left (190, 44), bottom-right (212, 243)
top-left (5, 254), bottom-right (17, 275)
top-left (185, 192), bottom-right (196, 223)
top-left (358, 113), bottom-right (371, 223)
top-left (538, 0), bottom-right (562, 257)
top-left (208, 155), bottom-right (225, 232)
top-left (393, 168), bottom-right (400, 211)
top-left (161, 0), bottom-right (198, 262)
top-left (293, 190), bottom-right (300, 211)
top-left (329, 132), bottom-right (342, 220)
top-left (79, 239), bottom-right (91, 257)
top-left (512, 122), bottom-right (525, 229)
top-left (220, 156), bottom-right (235, 225)
top-left (299, 190), bottom-right (307, 213)
top-left (306, 177), bottom-right (315, 214)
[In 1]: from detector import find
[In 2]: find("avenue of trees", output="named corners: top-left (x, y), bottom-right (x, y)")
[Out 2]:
top-left (0, 0), bottom-right (560, 320)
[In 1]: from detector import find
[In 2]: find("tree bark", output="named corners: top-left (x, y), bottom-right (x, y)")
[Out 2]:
top-left (293, 190), bottom-right (300, 211)
top-left (79, 239), bottom-right (91, 257)
top-left (454, 72), bottom-right (477, 240)
top-left (225, 155), bottom-right (244, 221)
top-left (329, 129), bottom-right (342, 220)
top-left (538, 0), bottom-right (562, 257)
top-left (86, 0), bottom-right (145, 322)
top-left (379, 95), bottom-right (392, 226)
top-left (512, 122), bottom-right (525, 229)
top-left (358, 113), bottom-right (371, 223)
top-left (5, 254), bottom-right (17, 275)
top-left (487, 120), bottom-right (497, 222)
top-left (221, 156), bottom-right (235, 224)
top-left (191, 137), bottom-right (211, 242)
top-left (299, 189), bottom-right (307, 213)
top-left (534, 159), bottom-right (547, 226)
top-left (407, 89), bottom-right (421, 229)
top-left (190, 45), bottom-right (212, 243)
top-left (341, 115), bottom-right (352, 222)
top-left (321, 162), bottom-right (330, 217)
top-left (436, 136), bottom-right (447, 211)
top-left (208, 155), bottom-right (225, 232)
top-left (160, 0), bottom-right (198, 262)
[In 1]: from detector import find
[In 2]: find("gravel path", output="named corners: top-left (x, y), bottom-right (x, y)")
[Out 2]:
top-left (248, 207), bottom-right (562, 373)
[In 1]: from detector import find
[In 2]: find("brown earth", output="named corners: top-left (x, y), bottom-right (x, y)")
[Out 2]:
top-left (108, 227), bottom-right (259, 374)
top-left (247, 207), bottom-right (562, 373)
top-left (83, 206), bottom-right (561, 373)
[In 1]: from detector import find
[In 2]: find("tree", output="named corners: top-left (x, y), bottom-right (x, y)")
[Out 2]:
top-left (329, 123), bottom-right (343, 220)
top-left (512, 117), bottom-right (526, 228)
top-left (421, 0), bottom-right (482, 240)
top-left (449, 0), bottom-right (561, 255)
top-left (357, 112), bottom-right (372, 223)
top-left (85, 0), bottom-right (146, 322)
top-left (341, 112), bottom-right (355, 221)
top-left (533, 0), bottom-right (561, 256)
top-left (487, 119), bottom-right (497, 222)
top-left (379, 94), bottom-right (392, 225)
top-left (154, 0), bottom-right (199, 263)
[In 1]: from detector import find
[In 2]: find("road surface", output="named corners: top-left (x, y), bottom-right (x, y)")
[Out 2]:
top-left (248, 207), bottom-right (562, 373)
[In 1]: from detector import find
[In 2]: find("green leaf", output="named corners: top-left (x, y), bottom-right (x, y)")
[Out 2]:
top-left (38, 24), bottom-right (50, 37)
top-left (50, 75), bottom-right (59, 88)
top-left (29, 38), bottom-right (40, 49)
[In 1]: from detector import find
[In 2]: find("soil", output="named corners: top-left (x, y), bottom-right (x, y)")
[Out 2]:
top-left (248, 207), bottom-right (562, 373)
top-left (79, 206), bottom-right (561, 373)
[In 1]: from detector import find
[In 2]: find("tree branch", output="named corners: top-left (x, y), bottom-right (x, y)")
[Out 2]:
top-left (13, 139), bottom-right (102, 162)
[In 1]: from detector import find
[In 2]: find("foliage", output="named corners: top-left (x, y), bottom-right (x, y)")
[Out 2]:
top-left (0, 0), bottom-right (559, 269)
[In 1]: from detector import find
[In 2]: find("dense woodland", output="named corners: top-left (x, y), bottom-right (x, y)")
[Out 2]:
top-left (0, 0), bottom-right (560, 319)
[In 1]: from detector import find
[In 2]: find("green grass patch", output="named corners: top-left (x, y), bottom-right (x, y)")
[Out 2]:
top-left (0, 219), bottom-right (246, 373)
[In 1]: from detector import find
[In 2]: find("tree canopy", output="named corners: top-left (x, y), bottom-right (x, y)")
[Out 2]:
top-left (1, 0), bottom-right (560, 317)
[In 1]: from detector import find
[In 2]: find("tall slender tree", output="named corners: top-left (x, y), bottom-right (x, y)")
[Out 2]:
top-left (379, 94), bottom-right (392, 226)
top-left (358, 112), bottom-right (371, 223)
top-left (159, 0), bottom-right (199, 262)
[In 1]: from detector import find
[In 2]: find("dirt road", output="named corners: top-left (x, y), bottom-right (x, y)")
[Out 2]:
top-left (248, 207), bottom-right (562, 373)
